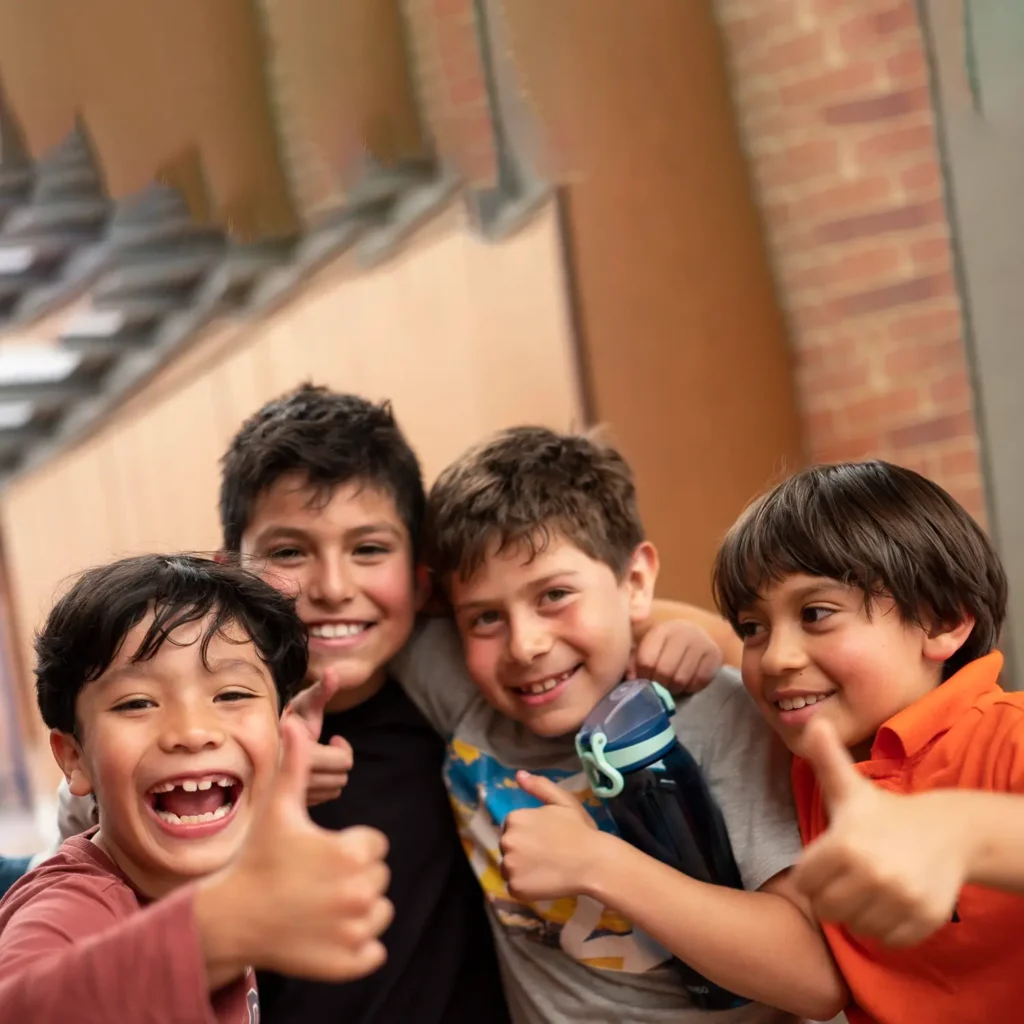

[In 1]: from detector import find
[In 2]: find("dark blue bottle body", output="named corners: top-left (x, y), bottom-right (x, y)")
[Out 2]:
top-left (576, 680), bottom-right (750, 1011)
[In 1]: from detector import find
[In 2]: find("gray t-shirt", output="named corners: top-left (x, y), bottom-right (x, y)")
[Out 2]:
top-left (393, 619), bottom-right (803, 1024)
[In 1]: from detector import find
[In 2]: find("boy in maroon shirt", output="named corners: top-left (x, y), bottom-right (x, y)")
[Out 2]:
top-left (0, 554), bottom-right (393, 1023)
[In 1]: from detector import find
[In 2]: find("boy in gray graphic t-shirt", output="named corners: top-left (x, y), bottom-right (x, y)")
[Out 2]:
top-left (395, 426), bottom-right (847, 1024)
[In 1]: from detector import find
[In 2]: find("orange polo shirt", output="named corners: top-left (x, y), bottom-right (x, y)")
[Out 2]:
top-left (791, 652), bottom-right (1024, 1024)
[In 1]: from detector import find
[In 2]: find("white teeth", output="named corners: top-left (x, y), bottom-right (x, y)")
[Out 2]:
top-left (519, 668), bottom-right (576, 696)
top-left (155, 803), bottom-right (232, 826)
top-left (148, 776), bottom-right (237, 795)
top-left (778, 693), bottom-right (834, 712)
top-left (310, 623), bottom-right (370, 639)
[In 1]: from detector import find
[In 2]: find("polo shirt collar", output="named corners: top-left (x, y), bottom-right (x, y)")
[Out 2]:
top-left (871, 652), bottom-right (1005, 761)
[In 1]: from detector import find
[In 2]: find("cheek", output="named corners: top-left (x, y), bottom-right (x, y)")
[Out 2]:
top-left (360, 560), bottom-right (416, 619)
top-left (462, 638), bottom-right (504, 692)
top-left (260, 565), bottom-right (304, 601)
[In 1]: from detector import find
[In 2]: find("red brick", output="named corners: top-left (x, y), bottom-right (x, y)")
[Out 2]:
top-left (888, 410), bottom-right (976, 448)
top-left (802, 176), bottom-right (894, 220)
top-left (816, 199), bottom-right (944, 244)
top-left (760, 139), bottom-right (841, 187)
top-left (901, 159), bottom-right (943, 194)
top-left (844, 386), bottom-right (923, 429)
top-left (838, 3), bottom-right (918, 54)
top-left (883, 336), bottom-right (964, 375)
top-left (822, 86), bottom-right (931, 125)
top-left (887, 305), bottom-right (962, 341)
top-left (433, 0), bottom-right (472, 19)
top-left (909, 233), bottom-right (952, 268)
top-left (887, 47), bottom-right (929, 85)
top-left (804, 408), bottom-right (842, 444)
top-left (939, 444), bottom-right (981, 479)
top-left (445, 72), bottom-right (487, 107)
top-left (875, 1), bottom-right (919, 35)
top-left (743, 31), bottom-right (826, 76)
top-left (831, 243), bottom-right (905, 284)
top-left (726, 4), bottom-right (800, 46)
top-left (813, 435), bottom-right (886, 463)
top-left (778, 61), bottom-right (881, 108)
top-left (856, 122), bottom-right (936, 164)
top-left (800, 362), bottom-right (873, 403)
top-left (931, 371), bottom-right (973, 408)
top-left (836, 272), bottom-right (952, 317)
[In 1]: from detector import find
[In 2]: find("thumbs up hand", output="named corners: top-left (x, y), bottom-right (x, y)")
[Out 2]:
top-left (285, 667), bottom-right (355, 806)
top-left (499, 771), bottom-right (607, 903)
top-left (196, 717), bottom-right (393, 987)
top-left (792, 717), bottom-right (966, 947)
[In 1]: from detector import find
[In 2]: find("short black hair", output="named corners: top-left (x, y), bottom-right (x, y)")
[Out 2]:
top-left (713, 460), bottom-right (1007, 678)
top-left (36, 554), bottom-right (309, 735)
top-left (426, 426), bottom-right (644, 583)
top-left (219, 383), bottom-right (425, 554)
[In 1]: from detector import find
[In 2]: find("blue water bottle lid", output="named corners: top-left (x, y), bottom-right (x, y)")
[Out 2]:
top-left (575, 679), bottom-right (677, 798)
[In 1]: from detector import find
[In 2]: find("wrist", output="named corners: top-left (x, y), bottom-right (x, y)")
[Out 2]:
top-left (578, 830), bottom-right (636, 902)
top-left (193, 869), bottom-right (252, 990)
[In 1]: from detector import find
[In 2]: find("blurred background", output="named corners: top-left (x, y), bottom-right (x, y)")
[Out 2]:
top-left (0, 0), bottom-right (1019, 857)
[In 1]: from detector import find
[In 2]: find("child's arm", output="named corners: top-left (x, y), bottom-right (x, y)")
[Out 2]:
top-left (792, 717), bottom-right (1024, 947)
top-left (1, 720), bottom-right (392, 1022)
top-left (501, 773), bottom-right (847, 1022)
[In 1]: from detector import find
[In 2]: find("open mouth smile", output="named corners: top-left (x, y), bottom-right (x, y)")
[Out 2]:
top-left (145, 774), bottom-right (242, 832)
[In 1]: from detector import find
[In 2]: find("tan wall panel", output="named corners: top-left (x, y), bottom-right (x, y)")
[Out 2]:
top-left (0, 204), bottom-right (581, 791)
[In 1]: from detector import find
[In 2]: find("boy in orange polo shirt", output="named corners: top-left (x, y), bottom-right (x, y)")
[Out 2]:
top-left (713, 459), bottom-right (1024, 1024)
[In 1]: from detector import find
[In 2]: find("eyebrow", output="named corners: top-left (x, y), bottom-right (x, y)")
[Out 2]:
top-left (453, 571), bottom-right (581, 613)
top-left (98, 656), bottom-right (269, 689)
top-left (252, 521), bottom-right (404, 546)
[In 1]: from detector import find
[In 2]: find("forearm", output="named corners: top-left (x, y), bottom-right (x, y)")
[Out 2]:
top-left (648, 598), bottom-right (743, 668)
top-left (582, 835), bottom-right (846, 1020)
top-left (949, 790), bottom-right (1024, 894)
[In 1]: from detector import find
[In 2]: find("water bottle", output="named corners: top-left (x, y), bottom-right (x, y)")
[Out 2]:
top-left (575, 678), bottom-right (749, 1010)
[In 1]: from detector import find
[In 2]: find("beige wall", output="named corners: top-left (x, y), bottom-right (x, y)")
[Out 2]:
top-left (1, 202), bottom-right (583, 789)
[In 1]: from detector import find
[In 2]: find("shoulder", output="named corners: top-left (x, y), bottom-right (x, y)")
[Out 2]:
top-left (950, 689), bottom-right (1024, 790)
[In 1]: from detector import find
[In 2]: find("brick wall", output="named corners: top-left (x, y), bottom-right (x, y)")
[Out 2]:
top-left (715, 0), bottom-right (986, 521)
top-left (404, 0), bottom-right (499, 186)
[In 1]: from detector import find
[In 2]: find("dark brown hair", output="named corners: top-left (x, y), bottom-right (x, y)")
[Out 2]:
top-left (713, 460), bottom-right (1007, 677)
top-left (36, 554), bottom-right (309, 735)
top-left (219, 384), bottom-right (425, 555)
top-left (425, 426), bottom-right (644, 583)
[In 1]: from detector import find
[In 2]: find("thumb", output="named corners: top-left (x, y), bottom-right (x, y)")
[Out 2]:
top-left (802, 716), bottom-right (861, 810)
top-left (624, 649), bottom-right (638, 681)
top-left (516, 770), bottom-right (579, 809)
top-left (288, 668), bottom-right (343, 735)
top-left (272, 715), bottom-right (314, 812)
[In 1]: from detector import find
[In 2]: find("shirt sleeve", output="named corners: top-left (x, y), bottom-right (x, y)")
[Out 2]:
top-left (388, 616), bottom-right (481, 737)
top-left (0, 879), bottom-right (218, 1024)
top-left (975, 697), bottom-right (1024, 792)
top-left (689, 668), bottom-right (803, 892)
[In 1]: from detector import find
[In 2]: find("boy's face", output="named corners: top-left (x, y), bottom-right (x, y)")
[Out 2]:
top-left (737, 573), bottom-right (955, 760)
top-left (241, 472), bottom-right (423, 711)
top-left (450, 535), bottom-right (657, 738)
top-left (51, 614), bottom-right (280, 898)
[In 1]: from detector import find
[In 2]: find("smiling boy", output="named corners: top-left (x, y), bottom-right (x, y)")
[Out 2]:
top-left (0, 554), bottom-right (392, 1023)
top-left (396, 426), bottom-right (846, 1023)
top-left (713, 460), bottom-right (1024, 1024)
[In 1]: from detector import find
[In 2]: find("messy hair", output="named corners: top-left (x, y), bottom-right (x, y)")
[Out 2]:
top-left (425, 425), bottom-right (645, 583)
top-left (219, 383), bottom-right (425, 554)
top-left (36, 553), bottom-right (309, 734)
top-left (713, 461), bottom-right (1006, 678)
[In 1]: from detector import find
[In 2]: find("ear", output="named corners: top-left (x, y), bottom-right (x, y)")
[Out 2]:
top-left (922, 613), bottom-right (976, 665)
top-left (625, 542), bottom-right (659, 625)
top-left (50, 729), bottom-right (94, 798)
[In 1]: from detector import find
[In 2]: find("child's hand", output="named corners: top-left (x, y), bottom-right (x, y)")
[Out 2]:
top-left (500, 772), bottom-right (604, 903)
top-left (793, 718), bottom-right (967, 947)
top-left (285, 668), bottom-right (354, 806)
top-left (196, 717), bottom-right (393, 987)
top-left (629, 620), bottom-right (723, 694)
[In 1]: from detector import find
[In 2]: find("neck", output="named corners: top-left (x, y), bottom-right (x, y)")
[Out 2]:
top-left (324, 669), bottom-right (387, 712)
top-left (91, 829), bottom-right (180, 901)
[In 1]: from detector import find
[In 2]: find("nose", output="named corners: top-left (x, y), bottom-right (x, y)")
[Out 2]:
top-left (759, 622), bottom-right (810, 677)
top-left (506, 611), bottom-right (553, 665)
top-left (308, 553), bottom-right (355, 607)
top-left (158, 703), bottom-right (226, 754)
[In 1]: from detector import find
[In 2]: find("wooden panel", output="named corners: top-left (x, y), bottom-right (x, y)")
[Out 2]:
top-left (504, 0), bottom-right (804, 605)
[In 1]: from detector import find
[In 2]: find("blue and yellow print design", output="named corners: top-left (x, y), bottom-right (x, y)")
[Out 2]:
top-left (445, 738), bottom-right (673, 973)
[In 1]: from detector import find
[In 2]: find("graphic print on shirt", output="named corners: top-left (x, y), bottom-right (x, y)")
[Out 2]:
top-left (445, 738), bottom-right (673, 973)
top-left (246, 969), bottom-right (260, 1023)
